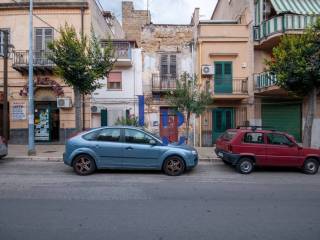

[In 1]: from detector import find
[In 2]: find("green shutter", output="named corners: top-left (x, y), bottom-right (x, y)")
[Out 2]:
top-left (214, 62), bottom-right (233, 94)
top-left (262, 103), bottom-right (301, 142)
top-left (101, 109), bottom-right (108, 127)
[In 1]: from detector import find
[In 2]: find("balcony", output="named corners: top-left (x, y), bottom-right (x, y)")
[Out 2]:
top-left (254, 72), bottom-right (288, 95)
top-left (152, 74), bottom-right (177, 92)
top-left (254, 14), bottom-right (319, 49)
top-left (12, 50), bottom-right (54, 74)
top-left (104, 41), bottom-right (133, 67)
top-left (212, 78), bottom-right (248, 100)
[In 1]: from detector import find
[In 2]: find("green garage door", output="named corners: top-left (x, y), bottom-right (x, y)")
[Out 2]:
top-left (262, 103), bottom-right (302, 142)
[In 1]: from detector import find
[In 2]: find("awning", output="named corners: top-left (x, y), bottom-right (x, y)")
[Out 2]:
top-left (270, 0), bottom-right (320, 15)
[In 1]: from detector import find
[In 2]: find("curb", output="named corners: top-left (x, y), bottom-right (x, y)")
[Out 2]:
top-left (3, 156), bottom-right (222, 163)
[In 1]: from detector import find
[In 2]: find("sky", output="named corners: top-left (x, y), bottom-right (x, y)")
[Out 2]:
top-left (99, 0), bottom-right (218, 24)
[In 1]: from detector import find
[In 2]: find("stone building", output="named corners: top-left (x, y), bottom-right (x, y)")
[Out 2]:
top-left (122, 1), bottom-right (195, 144)
top-left (0, 0), bottom-right (116, 143)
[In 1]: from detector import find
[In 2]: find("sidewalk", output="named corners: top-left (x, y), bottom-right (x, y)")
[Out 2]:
top-left (4, 145), bottom-right (219, 162)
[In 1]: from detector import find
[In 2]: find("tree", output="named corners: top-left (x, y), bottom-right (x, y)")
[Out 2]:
top-left (48, 24), bottom-right (115, 132)
top-left (115, 115), bottom-right (140, 127)
top-left (266, 18), bottom-right (320, 147)
top-left (166, 72), bottom-right (211, 144)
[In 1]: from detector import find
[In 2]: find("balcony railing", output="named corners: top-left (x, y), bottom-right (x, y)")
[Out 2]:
top-left (254, 14), bottom-right (319, 41)
top-left (254, 72), bottom-right (277, 90)
top-left (13, 50), bottom-right (54, 67)
top-left (113, 42), bottom-right (131, 59)
top-left (214, 78), bottom-right (248, 95)
top-left (152, 74), bottom-right (177, 92)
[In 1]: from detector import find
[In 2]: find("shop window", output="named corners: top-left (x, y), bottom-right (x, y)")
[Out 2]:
top-left (107, 72), bottom-right (122, 90)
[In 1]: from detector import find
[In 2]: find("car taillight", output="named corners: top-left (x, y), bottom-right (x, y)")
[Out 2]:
top-left (227, 144), bottom-right (233, 152)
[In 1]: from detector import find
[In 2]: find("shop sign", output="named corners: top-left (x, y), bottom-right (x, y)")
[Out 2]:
top-left (12, 101), bottom-right (27, 121)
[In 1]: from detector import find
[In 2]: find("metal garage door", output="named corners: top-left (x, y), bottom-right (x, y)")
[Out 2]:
top-left (262, 103), bottom-right (302, 142)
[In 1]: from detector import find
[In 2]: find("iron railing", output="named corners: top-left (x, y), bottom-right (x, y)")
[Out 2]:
top-left (152, 74), bottom-right (177, 92)
top-left (254, 14), bottom-right (319, 41)
top-left (214, 78), bottom-right (248, 95)
top-left (13, 50), bottom-right (54, 67)
top-left (254, 72), bottom-right (277, 90)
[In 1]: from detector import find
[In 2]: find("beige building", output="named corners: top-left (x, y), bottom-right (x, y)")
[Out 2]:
top-left (207, 0), bottom-right (320, 147)
top-left (0, 0), bottom-right (115, 143)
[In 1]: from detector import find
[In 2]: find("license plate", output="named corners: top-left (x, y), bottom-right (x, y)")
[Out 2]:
top-left (218, 152), bottom-right (223, 157)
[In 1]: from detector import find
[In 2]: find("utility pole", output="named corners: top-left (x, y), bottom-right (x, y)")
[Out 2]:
top-left (28, 0), bottom-right (35, 155)
top-left (2, 30), bottom-right (8, 140)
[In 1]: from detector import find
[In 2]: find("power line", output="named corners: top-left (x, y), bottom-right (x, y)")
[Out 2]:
top-left (10, 0), bottom-right (60, 33)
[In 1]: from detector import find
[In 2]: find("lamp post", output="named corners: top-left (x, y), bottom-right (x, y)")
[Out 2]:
top-left (1, 30), bottom-right (9, 140)
top-left (28, 0), bottom-right (35, 155)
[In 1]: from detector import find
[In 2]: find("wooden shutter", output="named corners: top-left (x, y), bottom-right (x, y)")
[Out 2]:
top-left (160, 54), bottom-right (168, 76)
top-left (169, 55), bottom-right (177, 77)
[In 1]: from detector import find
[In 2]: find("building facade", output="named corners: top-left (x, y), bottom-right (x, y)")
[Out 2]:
top-left (0, 0), bottom-right (115, 143)
top-left (211, 0), bottom-right (320, 147)
top-left (90, 40), bottom-right (143, 128)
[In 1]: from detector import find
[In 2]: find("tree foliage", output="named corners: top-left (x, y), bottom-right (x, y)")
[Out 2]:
top-left (267, 18), bottom-right (320, 95)
top-left (48, 24), bottom-right (115, 95)
top-left (166, 72), bottom-right (211, 144)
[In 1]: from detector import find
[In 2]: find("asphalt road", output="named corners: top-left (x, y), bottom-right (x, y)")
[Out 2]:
top-left (0, 159), bottom-right (319, 240)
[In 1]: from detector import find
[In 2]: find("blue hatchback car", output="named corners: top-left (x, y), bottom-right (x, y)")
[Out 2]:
top-left (64, 126), bottom-right (198, 176)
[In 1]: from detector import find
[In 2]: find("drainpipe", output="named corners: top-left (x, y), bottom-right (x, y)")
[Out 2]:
top-left (81, 7), bottom-right (85, 130)
top-left (2, 30), bottom-right (8, 140)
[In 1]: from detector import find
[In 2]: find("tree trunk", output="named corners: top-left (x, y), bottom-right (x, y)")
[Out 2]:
top-left (303, 88), bottom-right (317, 147)
top-left (185, 111), bottom-right (191, 144)
top-left (74, 87), bottom-right (82, 132)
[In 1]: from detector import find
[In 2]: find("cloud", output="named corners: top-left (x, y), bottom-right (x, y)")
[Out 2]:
top-left (99, 0), bottom-right (218, 24)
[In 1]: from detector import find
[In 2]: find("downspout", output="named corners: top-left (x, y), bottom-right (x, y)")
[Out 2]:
top-left (199, 41), bottom-right (202, 147)
top-left (81, 7), bottom-right (85, 130)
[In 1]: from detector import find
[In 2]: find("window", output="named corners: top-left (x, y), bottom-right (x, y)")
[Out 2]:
top-left (221, 130), bottom-right (237, 141)
top-left (267, 133), bottom-right (292, 145)
top-left (243, 132), bottom-right (264, 144)
top-left (160, 54), bottom-right (177, 77)
top-left (35, 28), bottom-right (53, 52)
top-left (107, 72), bottom-right (122, 90)
top-left (125, 129), bottom-right (153, 144)
top-left (97, 128), bottom-right (121, 142)
top-left (83, 129), bottom-right (102, 141)
top-left (0, 29), bottom-right (10, 56)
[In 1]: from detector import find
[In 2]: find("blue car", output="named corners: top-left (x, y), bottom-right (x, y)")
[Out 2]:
top-left (64, 126), bottom-right (198, 176)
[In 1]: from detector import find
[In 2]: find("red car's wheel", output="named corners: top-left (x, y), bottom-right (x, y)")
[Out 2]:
top-left (302, 158), bottom-right (319, 175)
top-left (236, 158), bottom-right (254, 174)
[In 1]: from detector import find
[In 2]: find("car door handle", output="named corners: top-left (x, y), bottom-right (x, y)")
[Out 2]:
top-left (95, 144), bottom-right (100, 149)
top-left (126, 146), bottom-right (133, 150)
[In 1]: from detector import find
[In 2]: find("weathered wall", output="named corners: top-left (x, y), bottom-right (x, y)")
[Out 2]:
top-left (122, 1), bottom-right (150, 45)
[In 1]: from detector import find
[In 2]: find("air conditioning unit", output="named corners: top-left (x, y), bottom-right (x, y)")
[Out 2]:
top-left (57, 98), bottom-right (72, 108)
top-left (201, 65), bottom-right (214, 75)
top-left (91, 105), bottom-right (106, 113)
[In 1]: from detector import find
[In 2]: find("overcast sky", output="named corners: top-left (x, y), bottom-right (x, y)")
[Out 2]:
top-left (99, 0), bottom-right (218, 24)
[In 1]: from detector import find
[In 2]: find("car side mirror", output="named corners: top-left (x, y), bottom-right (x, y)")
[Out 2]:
top-left (149, 139), bottom-right (157, 146)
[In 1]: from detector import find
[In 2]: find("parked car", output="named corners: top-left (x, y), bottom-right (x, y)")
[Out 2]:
top-left (0, 136), bottom-right (8, 159)
top-left (64, 126), bottom-right (198, 176)
top-left (215, 127), bottom-right (320, 174)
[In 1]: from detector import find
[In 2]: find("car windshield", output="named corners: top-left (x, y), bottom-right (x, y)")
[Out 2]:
top-left (221, 130), bottom-right (237, 141)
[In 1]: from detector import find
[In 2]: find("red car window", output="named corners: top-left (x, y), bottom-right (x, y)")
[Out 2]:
top-left (266, 133), bottom-right (292, 145)
top-left (243, 132), bottom-right (264, 144)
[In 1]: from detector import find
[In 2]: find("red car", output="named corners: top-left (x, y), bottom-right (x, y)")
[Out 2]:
top-left (215, 127), bottom-right (320, 174)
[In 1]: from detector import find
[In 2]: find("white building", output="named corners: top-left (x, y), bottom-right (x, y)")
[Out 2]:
top-left (91, 40), bottom-right (143, 128)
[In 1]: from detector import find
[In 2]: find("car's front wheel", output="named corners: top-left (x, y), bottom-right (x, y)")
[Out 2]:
top-left (236, 158), bottom-right (254, 174)
top-left (163, 156), bottom-right (185, 176)
top-left (73, 154), bottom-right (96, 176)
top-left (302, 158), bottom-right (319, 175)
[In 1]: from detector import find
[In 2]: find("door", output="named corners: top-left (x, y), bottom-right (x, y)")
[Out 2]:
top-left (122, 129), bottom-right (164, 168)
top-left (101, 109), bottom-right (108, 127)
top-left (262, 102), bottom-right (301, 142)
top-left (160, 108), bottom-right (178, 143)
top-left (214, 61), bottom-right (232, 93)
top-left (34, 105), bottom-right (51, 142)
top-left (265, 133), bottom-right (302, 166)
top-left (212, 108), bottom-right (234, 142)
top-left (94, 128), bottom-right (123, 168)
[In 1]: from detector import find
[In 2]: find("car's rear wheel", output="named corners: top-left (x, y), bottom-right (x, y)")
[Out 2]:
top-left (73, 154), bottom-right (96, 176)
top-left (163, 156), bottom-right (185, 176)
top-left (236, 158), bottom-right (254, 174)
top-left (302, 158), bottom-right (319, 175)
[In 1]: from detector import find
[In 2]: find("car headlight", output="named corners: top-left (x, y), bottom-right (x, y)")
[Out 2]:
top-left (191, 150), bottom-right (197, 155)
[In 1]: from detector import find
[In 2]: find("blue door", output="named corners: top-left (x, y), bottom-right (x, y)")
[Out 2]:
top-left (212, 108), bottom-right (234, 142)
top-left (122, 129), bottom-right (164, 168)
top-left (94, 128), bottom-right (123, 168)
top-left (214, 61), bottom-right (233, 93)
